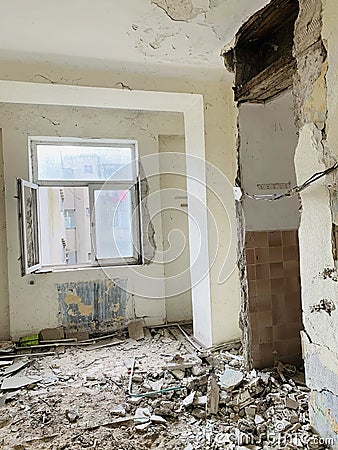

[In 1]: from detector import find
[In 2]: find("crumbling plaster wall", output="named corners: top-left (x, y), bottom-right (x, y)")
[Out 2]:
top-left (293, 0), bottom-right (338, 444)
top-left (0, 130), bottom-right (10, 340)
top-left (0, 62), bottom-right (241, 344)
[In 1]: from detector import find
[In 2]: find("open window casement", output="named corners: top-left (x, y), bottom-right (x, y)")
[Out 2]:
top-left (17, 179), bottom-right (41, 275)
top-left (89, 182), bottom-right (142, 265)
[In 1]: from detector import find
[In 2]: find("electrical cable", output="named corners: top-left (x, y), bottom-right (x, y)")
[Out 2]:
top-left (243, 162), bottom-right (338, 201)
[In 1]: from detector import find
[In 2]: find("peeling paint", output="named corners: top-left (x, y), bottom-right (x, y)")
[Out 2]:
top-left (57, 279), bottom-right (128, 333)
top-left (151, 0), bottom-right (209, 22)
top-left (303, 61), bottom-right (328, 126)
top-left (64, 293), bottom-right (94, 317)
top-left (328, 408), bottom-right (338, 434)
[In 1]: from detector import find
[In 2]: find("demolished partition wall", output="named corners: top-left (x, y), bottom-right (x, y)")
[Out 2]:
top-left (225, 0), bottom-right (338, 443)
top-left (239, 93), bottom-right (303, 368)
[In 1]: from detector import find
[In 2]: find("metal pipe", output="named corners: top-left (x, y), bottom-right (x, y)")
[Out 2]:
top-left (127, 356), bottom-right (185, 398)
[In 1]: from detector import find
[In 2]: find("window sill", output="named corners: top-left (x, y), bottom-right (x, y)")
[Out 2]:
top-left (35, 261), bottom-right (143, 274)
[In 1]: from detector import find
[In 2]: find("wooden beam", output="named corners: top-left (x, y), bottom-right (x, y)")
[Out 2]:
top-left (235, 56), bottom-right (296, 103)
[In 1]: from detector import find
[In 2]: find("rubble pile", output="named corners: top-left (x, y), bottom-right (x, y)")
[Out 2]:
top-left (0, 326), bottom-right (332, 449)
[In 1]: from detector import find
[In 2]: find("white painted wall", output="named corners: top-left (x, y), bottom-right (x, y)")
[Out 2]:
top-left (239, 92), bottom-right (300, 231)
top-left (159, 135), bottom-right (192, 322)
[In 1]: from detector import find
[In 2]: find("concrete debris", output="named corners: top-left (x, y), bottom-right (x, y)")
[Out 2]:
top-left (183, 391), bottom-right (195, 406)
top-left (150, 414), bottom-right (166, 423)
top-left (135, 421), bottom-right (150, 431)
top-left (65, 409), bottom-right (78, 423)
top-left (144, 379), bottom-right (163, 391)
top-left (3, 360), bottom-right (30, 376)
top-left (194, 395), bottom-right (207, 406)
top-left (171, 369), bottom-right (185, 380)
top-left (128, 320), bottom-right (145, 341)
top-left (219, 367), bottom-right (244, 389)
top-left (65, 330), bottom-right (90, 341)
top-left (0, 325), bottom-right (330, 450)
top-left (0, 341), bottom-right (15, 353)
top-left (40, 327), bottom-right (65, 341)
top-left (134, 407), bottom-right (151, 423)
top-left (206, 374), bottom-right (219, 416)
top-left (132, 374), bottom-right (143, 383)
top-left (285, 395), bottom-right (300, 410)
top-left (111, 405), bottom-right (126, 416)
top-left (1, 375), bottom-right (42, 390)
top-left (166, 353), bottom-right (202, 371)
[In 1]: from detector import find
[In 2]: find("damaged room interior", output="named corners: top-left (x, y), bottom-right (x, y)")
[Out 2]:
top-left (0, 0), bottom-right (337, 448)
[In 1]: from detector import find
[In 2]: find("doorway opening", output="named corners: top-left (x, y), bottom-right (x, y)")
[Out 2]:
top-left (223, 0), bottom-right (303, 369)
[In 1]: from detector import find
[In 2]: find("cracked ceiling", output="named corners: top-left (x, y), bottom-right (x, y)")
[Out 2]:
top-left (0, 0), bottom-right (271, 79)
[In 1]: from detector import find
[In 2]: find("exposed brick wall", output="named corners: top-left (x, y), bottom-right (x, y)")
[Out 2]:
top-left (245, 230), bottom-right (303, 368)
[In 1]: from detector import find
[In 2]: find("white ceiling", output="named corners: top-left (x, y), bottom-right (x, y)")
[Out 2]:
top-left (0, 0), bottom-right (270, 77)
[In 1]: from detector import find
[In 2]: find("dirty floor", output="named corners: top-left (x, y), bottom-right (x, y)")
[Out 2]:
top-left (0, 328), bottom-right (331, 450)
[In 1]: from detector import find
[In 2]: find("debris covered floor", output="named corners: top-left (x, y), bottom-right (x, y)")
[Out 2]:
top-left (0, 327), bottom-right (331, 450)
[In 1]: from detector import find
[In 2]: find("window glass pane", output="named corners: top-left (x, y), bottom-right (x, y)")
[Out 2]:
top-left (36, 144), bottom-right (134, 181)
top-left (93, 188), bottom-right (134, 260)
top-left (39, 187), bottom-right (91, 266)
top-left (64, 209), bottom-right (76, 229)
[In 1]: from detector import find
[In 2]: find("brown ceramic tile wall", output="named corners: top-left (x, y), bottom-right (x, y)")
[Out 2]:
top-left (246, 230), bottom-right (303, 369)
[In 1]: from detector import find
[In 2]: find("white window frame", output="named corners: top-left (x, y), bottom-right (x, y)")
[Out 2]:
top-left (17, 179), bottom-right (41, 275)
top-left (18, 137), bottom-right (142, 274)
top-left (89, 182), bottom-right (141, 265)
